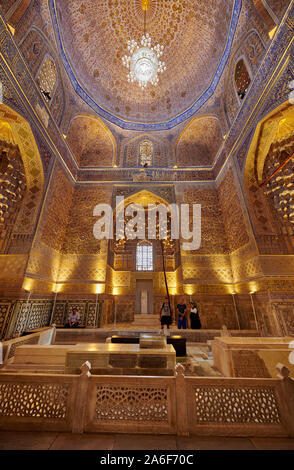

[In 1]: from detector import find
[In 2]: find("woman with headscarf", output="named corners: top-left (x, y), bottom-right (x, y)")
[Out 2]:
top-left (189, 301), bottom-right (201, 329)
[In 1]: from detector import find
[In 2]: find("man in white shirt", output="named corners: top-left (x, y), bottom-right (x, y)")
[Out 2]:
top-left (65, 308), bottom-right (81, 328)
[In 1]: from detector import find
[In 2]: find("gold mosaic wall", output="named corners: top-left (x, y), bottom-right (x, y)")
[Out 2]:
top-left (218, 168), bottom-right (250, 253)
top-left (26, 163), bottom-right (112, 291)
top-left (66, 115), bottom-right (115, 167)
top-left (176, 117), bottom-right (223, 167)
top-left (182, 186), bottom-right (229, 254)
top-left (41, 164), bottom-right (74, 253)
top-left (0, 104), bottom-right (44, 236)
top-left (62, 187), bottom-right (106, 255)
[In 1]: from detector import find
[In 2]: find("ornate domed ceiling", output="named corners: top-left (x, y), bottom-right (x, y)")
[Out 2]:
top-left (52, 0), bottom-right (240, 130)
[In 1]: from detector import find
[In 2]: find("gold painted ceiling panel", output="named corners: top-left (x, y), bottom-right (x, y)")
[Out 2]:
top-left (55, 0), bottom-right (234, 122)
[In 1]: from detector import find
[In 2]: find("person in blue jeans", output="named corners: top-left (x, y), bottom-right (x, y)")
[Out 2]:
top-left (177, 299), bottom-right (187, 329)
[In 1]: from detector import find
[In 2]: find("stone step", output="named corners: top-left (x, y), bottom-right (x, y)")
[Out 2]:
top-left (133, 314), bottom-right (160, 326)
top-left (1, 363), bottom-right (65, 374)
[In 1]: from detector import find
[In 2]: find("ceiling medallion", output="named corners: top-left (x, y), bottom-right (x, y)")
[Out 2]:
top-left (122, 1), bottom-right (166, 89)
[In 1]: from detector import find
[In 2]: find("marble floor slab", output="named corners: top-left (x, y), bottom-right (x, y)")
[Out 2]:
top-left (0, 432), bottom-right (293, 450)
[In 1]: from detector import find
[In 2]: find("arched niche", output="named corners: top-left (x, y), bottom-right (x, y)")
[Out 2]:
top-left (139, 140), bottom-right (153, 167)
top-left (0, 104), bottom-right (44, 238)
top-left (224, 30), bottom-right (266, 124)
top-left (121, 134), bottom-right (168, 168)
top-left (243, 102), bottom-right (294, 254)
top-left (18, 27), bottom-right (65, 125)
top-left (110, 189), bottom-right (178, 271)
top-left (234, 58), bottom-right (251, 101)
top-left (176, 116), bottom-right (223, 167)
top-left (36, 54), bottom-right (58, 103)
top-left (66, 114), bottom-right (116, 167)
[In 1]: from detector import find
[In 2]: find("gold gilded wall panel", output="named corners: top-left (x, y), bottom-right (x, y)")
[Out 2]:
top-left (66, 115), bottom-right (115, 167)
top-left (0, 255), bottom-right (28, 280)
top-left (218, 168), bottom-right (250, 252)
top-left (182, 256), bottom-right (233, 284)
top-left (41, 164), bottom-right (74, 252)
top-left (26, 242), bottom-right (61, 283)
top-left (57, 254), bottom-right (106, 283)
top-left (176, 117), bottom-right (223, 167)
top-left (243, 104), bottom-right (293, 254)
top-left (231, 256), bottom-right (263, 283)
top-left (182, 186), bottom-right (228, 254)
top-left (0, 105), bottom-right (44, 236)
top-left (112, 271), bottom-right (131, 288)
top-left (62, 187), bottom-right (107, 255)
top-left (259, 256), bottom-right (294, 277)
top-left (266, 0), bottom-right (289, 20)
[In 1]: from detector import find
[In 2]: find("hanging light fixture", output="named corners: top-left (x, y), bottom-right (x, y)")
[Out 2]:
top-left (122, 0), bottom-right (166, 89)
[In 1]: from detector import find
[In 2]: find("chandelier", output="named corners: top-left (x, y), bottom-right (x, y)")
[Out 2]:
top-left (121, 1), bottom-right (166, 89)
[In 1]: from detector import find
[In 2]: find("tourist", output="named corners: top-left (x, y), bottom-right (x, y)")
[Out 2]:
top-left (177, 298), bottom-right (187, 329)
top-left (65, 308), bottom-right (81, 328)
top-left (160, 297), bottom-right (172, 329)
top-left (190, 301), bottom-right (201, 329)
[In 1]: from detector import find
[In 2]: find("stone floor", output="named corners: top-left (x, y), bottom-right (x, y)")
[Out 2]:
top-left (0, 431), bottom-right (294, 450)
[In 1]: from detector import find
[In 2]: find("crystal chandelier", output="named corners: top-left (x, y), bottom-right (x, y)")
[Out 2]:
top-left (122, 1), bottom-right (166, 89)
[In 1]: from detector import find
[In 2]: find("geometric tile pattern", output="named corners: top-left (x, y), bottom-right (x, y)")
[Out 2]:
top-left (0, 302), bottom-right (12, 340)
top-left (12, 300), bottom-right (53, 336)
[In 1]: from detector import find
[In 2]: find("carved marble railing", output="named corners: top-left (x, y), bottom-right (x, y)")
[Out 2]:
top-left (0, 361), bottom-right (293, 436)
top-left (0, 326), bottom-right (55, 364)
top-left (0, 371), bottom-right (77, 432)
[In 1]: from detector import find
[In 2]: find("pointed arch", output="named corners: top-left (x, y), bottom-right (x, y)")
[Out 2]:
top-left (121, 134), bottom-right (168, 168)
top-left (176, 116), bottom-right (223, 167)
top-left (234, 57), bottom-right (252, 102)
top-left (243, 101), bottom-right (294, 253)
top-left (0, 103), bottom-right (44, 236)
top-left (66, 114), bottom-right (116, 167)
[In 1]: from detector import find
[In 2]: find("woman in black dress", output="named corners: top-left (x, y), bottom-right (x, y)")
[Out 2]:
top-left (160, 297), bottom-right (172, 329)
top-left (189, 301), bottom-right (201, 329)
